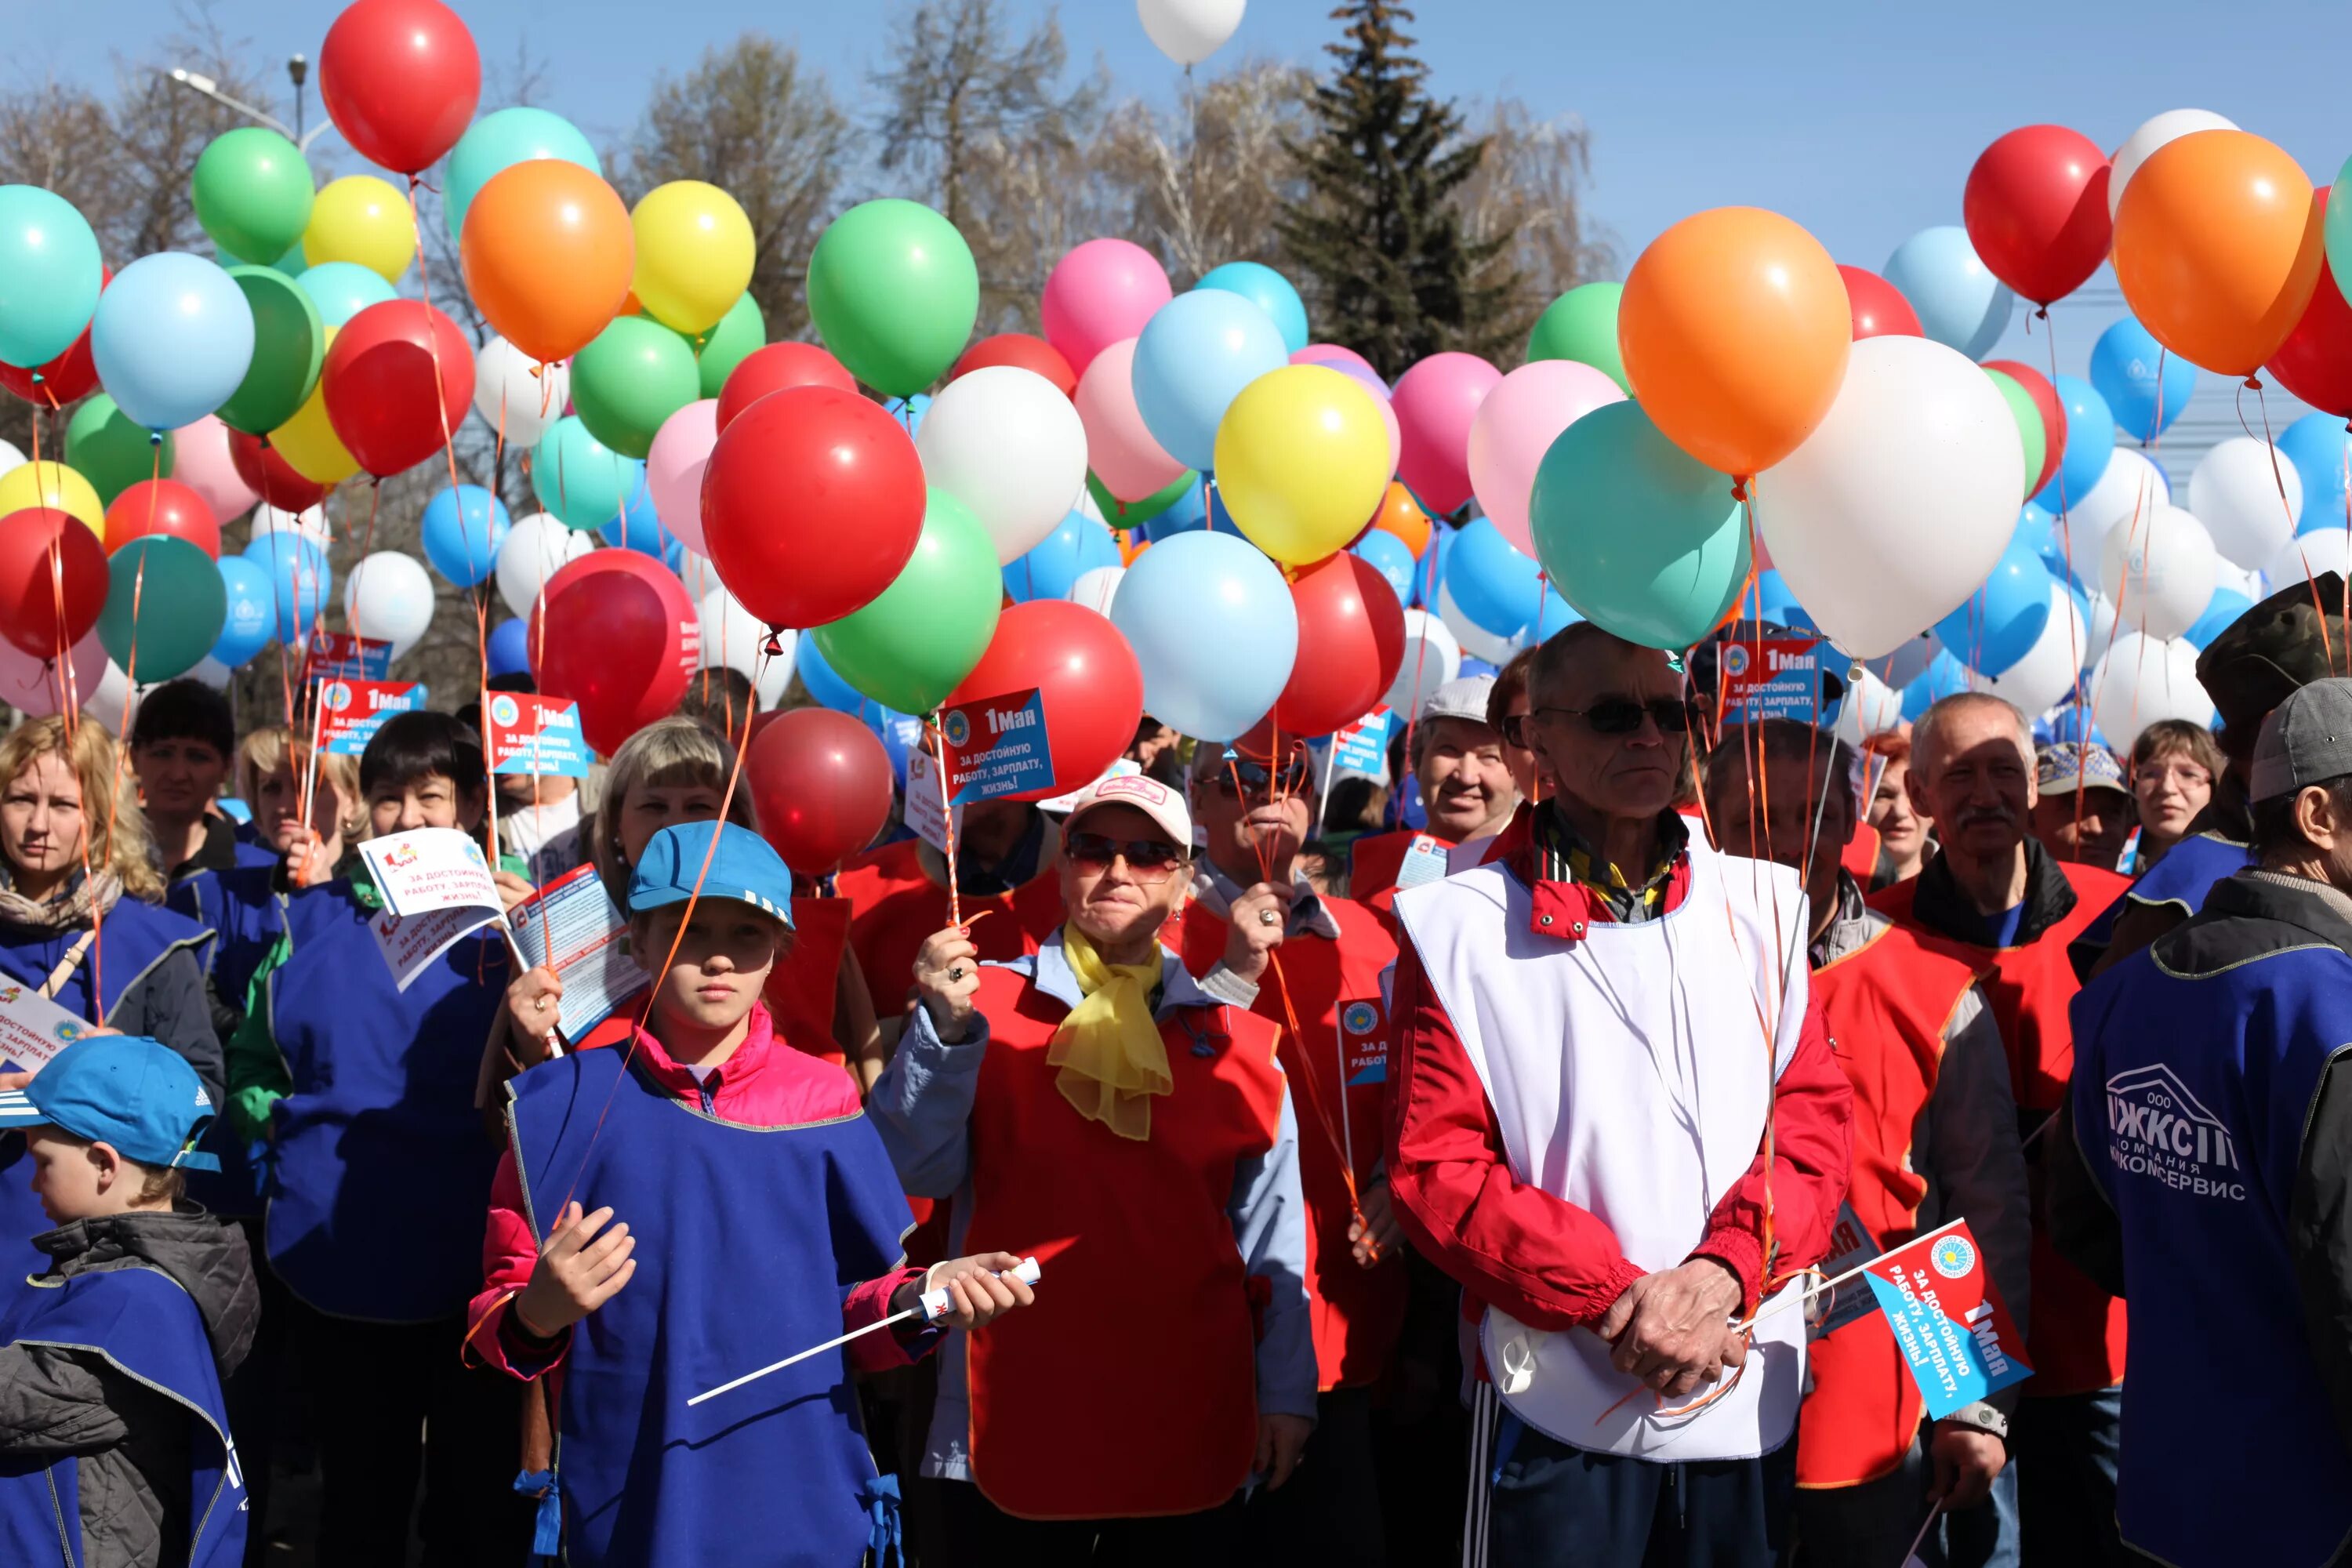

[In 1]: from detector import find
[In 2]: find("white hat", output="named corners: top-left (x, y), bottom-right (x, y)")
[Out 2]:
top-left (1421, 674), bottom-right (1497, 728)
top-left (1061, 770), bottom-right (1193, 847)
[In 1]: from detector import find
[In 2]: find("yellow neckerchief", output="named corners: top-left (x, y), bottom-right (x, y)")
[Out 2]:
top-left (1046, 922), bottom-right (1172, 1140)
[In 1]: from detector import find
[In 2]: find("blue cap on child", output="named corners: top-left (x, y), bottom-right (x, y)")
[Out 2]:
top-left (627, 820), bottom-right (794, 929)
top-left (0, 1035), bottom-right (221, 1172)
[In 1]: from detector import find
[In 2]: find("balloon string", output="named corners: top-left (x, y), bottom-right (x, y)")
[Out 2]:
top-left (86, 548), bottom-right (154, 1025)
top-left (927, 709), bottom-right (963, 928)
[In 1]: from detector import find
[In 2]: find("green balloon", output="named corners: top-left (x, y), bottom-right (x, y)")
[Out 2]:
top-left (1527, 400), bottom-right (1748, 650)
top-left (813, 488), bottom-right (1004, 712)
top-left (65, 394), bottom-right (172, 508)
top-left (1087, 469), bottom-right (1195, 531)
top-left (2328, 154), bottom-right (2352, 300)
top-left (572, 315), bottom-right (700, 459)
top-left (191, 127), bottom-right (314, 265)
top-left (695, 292), bottom-right (768, 398)
top-left (807, 199), bottom-right (978, 397)
top-left (1983, 369), bottom-right (2045, 503)
top-left (216, 266), bottom-right (325, 436)
top-left (1527, 282), bottom-right (1628, 393)
top-left (98, 536), bottom-right (226, 681)
top-left (532, 416), bottom-right (638, 532)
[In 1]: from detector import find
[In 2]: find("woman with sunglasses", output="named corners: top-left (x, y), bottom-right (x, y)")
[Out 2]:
top-left (873, 772), bottom-right (1317, 1559)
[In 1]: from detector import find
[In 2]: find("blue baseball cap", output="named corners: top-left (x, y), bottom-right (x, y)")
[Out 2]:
top-left (0, 1036), bottom-right (220, 1172)
top-left (626, 820), bottom-right (794, 928)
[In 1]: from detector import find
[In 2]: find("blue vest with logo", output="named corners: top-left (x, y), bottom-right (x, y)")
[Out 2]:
top-left (506, 1047), bottom-right (913, 1567)
top-left (2125, 831), bottom-right (2256, 919)
top-left (2071, 929), bottom-right (2352, 1567)
top-left (263, 879), bottom-right (508, 1322)
top-left (0, 1263), bottom-right (246, 1567)
top-left (169, 866), bottom-right (289, 1218)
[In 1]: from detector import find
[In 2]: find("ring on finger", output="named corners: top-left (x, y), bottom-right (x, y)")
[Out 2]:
top-left (948, 964), bottom-right (966, 982)
top-left (1258, 907), bottom-right (1279, 927)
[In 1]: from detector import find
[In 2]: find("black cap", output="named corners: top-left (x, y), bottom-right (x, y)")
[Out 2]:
top-left (2194, 572), bottom-right (2350, 754)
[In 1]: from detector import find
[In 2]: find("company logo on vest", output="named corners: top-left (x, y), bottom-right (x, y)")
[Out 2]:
top-left (2104, 1063), bottom-right (2247, 1202)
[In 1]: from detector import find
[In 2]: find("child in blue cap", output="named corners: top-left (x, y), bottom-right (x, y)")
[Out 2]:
top-left (468, 819), bottom-right (1033, 1567)
top-left (0, 1034), bottom-right (257, 1568)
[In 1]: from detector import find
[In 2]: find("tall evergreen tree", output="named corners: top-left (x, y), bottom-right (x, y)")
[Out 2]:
top-left (1277, 1), bottom-right (1518, 377)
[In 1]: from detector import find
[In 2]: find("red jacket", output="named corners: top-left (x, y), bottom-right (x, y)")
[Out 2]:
top-left (1384, 808), bottom-right (1855, 1330)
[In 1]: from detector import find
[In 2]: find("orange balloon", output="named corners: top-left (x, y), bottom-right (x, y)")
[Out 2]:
top-left (2111, 129), bottom-right (2323, 377)
top-left (1367, 481), bottom-right (1430, 557)
top-left (1121, 534), bottom-right (1151, 567)
top-left (459, 161), bottom-right (636, 365)
top-left (1618, 207), bottom-right (1850, 478)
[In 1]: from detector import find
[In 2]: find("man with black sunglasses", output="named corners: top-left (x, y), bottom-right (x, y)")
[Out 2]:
top-left (1385, 622), bottom-right (1855, 1568)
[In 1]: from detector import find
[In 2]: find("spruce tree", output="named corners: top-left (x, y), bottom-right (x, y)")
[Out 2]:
top-left (1277, 1), bottom-right (1517, 378)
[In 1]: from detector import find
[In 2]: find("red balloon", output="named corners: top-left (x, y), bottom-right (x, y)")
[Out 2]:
top-left (700, 386), bottom-right (926, 630)
top-left (2268, 188), bottom-right (2352, 418)
top-left (318, 0), bottom-right (481, 176)
top-left (105, 480), bottom-right (221, 560)
top-left (746, 707), bottom-right (896, 877)
top-left (1982, 358), bottom-right (2067, 497)
top-left (528, 551), bottom-right (700, 756)
top-left (945, 601), bottom-right (1142, 800)
top-left (0, 266), bottom-right (106, 407)
top-left (321, 300), bottom-right (475, 478)
top-left (0, 509), bottom-right (108, 659)
top-left (1962, 125), bottom-right (2112, 307)
top-left (1836, 265), bottom-right (1923, 341)
top-left (716, 342), bottom-right (855, 431)
top-left (951, 334), bottom-right (1076, 399)
top-left (1272, 554), bottom-right (1407, 738)
top-left (227, 429), bottom-right (328, 513)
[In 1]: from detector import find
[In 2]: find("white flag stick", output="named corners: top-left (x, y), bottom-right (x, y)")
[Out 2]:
top-left (1733, 1218), bottom-right (1966, 1333)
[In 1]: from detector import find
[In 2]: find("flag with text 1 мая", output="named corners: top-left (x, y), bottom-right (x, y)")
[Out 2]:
top-left (485, 692), bottom-right (592, 779)
top-left (1859, 1219), bottom-right (2031, 1419)
top-left (318, 679), bottom-right (427, 755)
top-left (304, 630), bottom-right (394, 682)
top-left (939, 688), bottom-right (1054, 804)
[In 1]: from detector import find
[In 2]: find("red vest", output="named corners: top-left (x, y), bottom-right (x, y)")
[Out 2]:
top-left (958, 964), bottom-right (1287, 1520)
top-left (1798, 920), bottom-right (1987, 1487)
top-left (834, 840), bottom-right (1064, 1014)
top-left (1347, 829), bottom-right (1454, 941)
top-left (1872, 860), bottom-right (2131, 1395)
top-left (763, 895), bottom-right (850, 1069)
top-left (1175, 897), bottom-right (1406, 1391)
top-left (1838, 821), bottom-right (1882, 884)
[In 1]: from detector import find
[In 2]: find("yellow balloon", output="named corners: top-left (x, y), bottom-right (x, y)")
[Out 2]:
top-left (630, 180), bottom-right (755, 336)
top-left (1213, 366), bottom-right (1391, 565)
top-left (269, 326), bottom-right (358, 485)
top-left (303, 175), bottom-right (416, 285)
top-left (0, 460), bottom-right (105, 539)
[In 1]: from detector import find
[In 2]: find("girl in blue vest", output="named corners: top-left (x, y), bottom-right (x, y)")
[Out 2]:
top-left (224, 710), bottom-right (535, 1568)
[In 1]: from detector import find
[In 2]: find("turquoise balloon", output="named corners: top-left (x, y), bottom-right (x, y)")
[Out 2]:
top-left (296, 261), bottom-right (397, 329)
top-left (2330, 154), bottom-right (2352, 305)
top-left (445, 107), bottom-right (602, 245)
top-left (532, 416), bottom-right (645, 532)
top-left (0, 185), bottom-right (103, 368)
top-left (1527, 400), bottom-right (1750, 650)
top-left (1195, 261), bottom-right (1309, 354)
top-left (99, 536), bottom-right (227, 681)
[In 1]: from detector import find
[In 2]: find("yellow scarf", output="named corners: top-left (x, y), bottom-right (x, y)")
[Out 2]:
top-left (1047, 922), bottom-right (1172, 1141)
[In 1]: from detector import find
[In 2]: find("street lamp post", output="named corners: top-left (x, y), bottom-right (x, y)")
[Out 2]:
top-left (288, 54), bottom-right (307, 145)
top-left (165, 62), bottom-right (332, 154)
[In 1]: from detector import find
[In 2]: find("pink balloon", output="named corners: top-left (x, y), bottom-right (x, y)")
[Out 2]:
top-left (1392, 353), bottom-right (1501, 516)
top-left (1075, 337), bottom-right (1186, 503)
top-left (645, 397), bottom-right (720, 557)
top-left (1467, 360), bottom-right (1626, 554)
top-left (1041, 239), bottom-right (1172, 380)
top-left (0, 630), bottom-right (108, 720)
top-left (1326, 361), bottom-right (1402, 478)
top-left (167, 415), bottom-right (258, 528)
top-left (1291, 343), bottom-right (1380, 380)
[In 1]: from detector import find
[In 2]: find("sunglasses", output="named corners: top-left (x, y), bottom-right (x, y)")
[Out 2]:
top-left (1065, 832), bottom-right (1190, 884)
top-left (1529, 699), bottom-right (1694, 737)
top-left (1210, 757), bottom-right (1311, 798)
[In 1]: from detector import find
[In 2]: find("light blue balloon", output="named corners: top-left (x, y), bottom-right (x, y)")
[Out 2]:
top-left (1143, 477), bottom-right (1236, 542)
top-left (1131, 289), bottom-right (1288, 472)
top-left (444, 107), bottom-right (602, 244)
top-left (1900, 650), bottom-right (1971, 722)
top-left (1933, 537), bottom-right (2054, 677)
top-left (209, 554), bottom-right (275, 668)
top-left (486, 617), bottom-right (532, 679)
top-left (795, 634), bottom-right (863, 713)
top-left (241, 530), bottom-right (330, 644)
top-left (1530, 586), bottom-right (1581, 640)
top-left (2032, 376), bottom-right (2117, 513)
top-left (422, 485), bottom-right (512, 586)
top-left (89, 252), bottom-right (254, 430)
top-left (1005, 511), bottom-right (1120, 603)
top-left (2183, 585), bottom-right (2253, 651)
top-left (1411, 523), bottom-right (1455, 609)
top-left (296, 261), bottom-right (397, 329)
top-left (1351, 528), bottom-right (1415, 602)
top-left (0, 186), bottom-right (103, 369)
top-left (2045, 705), bottom-right (2108, 748)
top-left (533, 416), bottom-right (644, 532)
top-left (600, 476), bottom-right (681, 567)
top-left (863, 703), bottom-right (919, 785)
top-left (1446, 517), bottom-right (1544, 638)
top-left (2016, 502), bottom-right (2059, 569)
top-left (1753, 568), bottom-right (1802, 625)
top-left (1194, 261), bottom-right (1309, 355)
top-left (2089, 315), bottom-right (2196, 445)
top-left (884, 392), bottom-right (931, 435)
top-left (1109, 530), bottom-right (1298, 742)
top-left (1883, 227), bottom-right (2015, 361)
top-left (2281, 412), bottom-right (2352, 532)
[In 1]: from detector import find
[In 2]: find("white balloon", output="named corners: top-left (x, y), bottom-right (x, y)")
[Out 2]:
top-left (251, 502), bottom-right (329, 548)
top-left (2267, 526), bottom-right (2352, 589)
top-left (1437, 579), bottom-right (1522, 666)
top-left (2064, 448), bottom-right (2169, 561)
top-left (2098, 503), bottom-right (2218, 641)
top-left (344, 550), bottom-right (436, 656)
top-left (1069, 564), bottom-right (1126, 617)
top-left (2109, 109), bottom-right (2238, 220)
top-left (188, 655), bottom-right (232, 691)
top-left (472, 336), bottom-right (572, 448)
top-left (2190, 435), bottom-right (2303, 571)
top-left (2090, 632), bottom-right (2212, 750)
top-left (1136, 0), bottom-right (1246, 66)
top-left (1384, 609), bottom-right (1461, 717)
top-left (695, 583), bottom-right (794, 707)
top-left (1074, 485), bottom-right (1106, 526)
top-left (917, 366), bottom-right (1091, 564)
top-left (84, 660), bottom-right (130, 736)
top-left (1832, 665), bottom-right (1903, 746)
top-left (495, 512), bottom-right (596, 619)
top-left (1968, 583), bottom-right (2086, 717)
top-left (2085, 593), bottom-right (2120, 668)
top-left (1760, 335), bottom-right (2022, 660)
top-left (0, 441), bottom-right (24, 474)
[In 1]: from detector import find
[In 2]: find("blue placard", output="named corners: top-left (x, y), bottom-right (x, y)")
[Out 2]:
top-left (305, 630), bottom-right (394, 682)
top-left (1325, 707), bottom-right (1397, 777)
top-left (1718, 637), bottom-right (1837, 725)
top-left (941, 688), bottom-right (1054, 804)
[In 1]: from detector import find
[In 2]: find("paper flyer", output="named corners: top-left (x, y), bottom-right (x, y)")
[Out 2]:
top-left (939, 688), bottom-right (1054, 804)
top-left (905, 746), bottom-right (962, 855)
top-left (360, 827), bottom-right (503, 920)
top-left (304, 630), bottom-right (394, 683)
top-left (485, 692), bottom-right (593, 779)
top-left (0, 979), bottom-right (103, 1075)
top-left (1859, 1220), bottom-right (2033, 1418)
top-left (507, 864), bottom-right (650, 1040)
top-left (318, 678), bottom-right (428, 756)
top-left (369, 903), bottom-right (506, 993)
top-left (1807, 1202), bottom-right (1886, 1341)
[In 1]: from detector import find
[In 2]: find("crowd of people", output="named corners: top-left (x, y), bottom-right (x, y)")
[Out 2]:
top-left (2, 575), bottom-right (2346, 1568)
